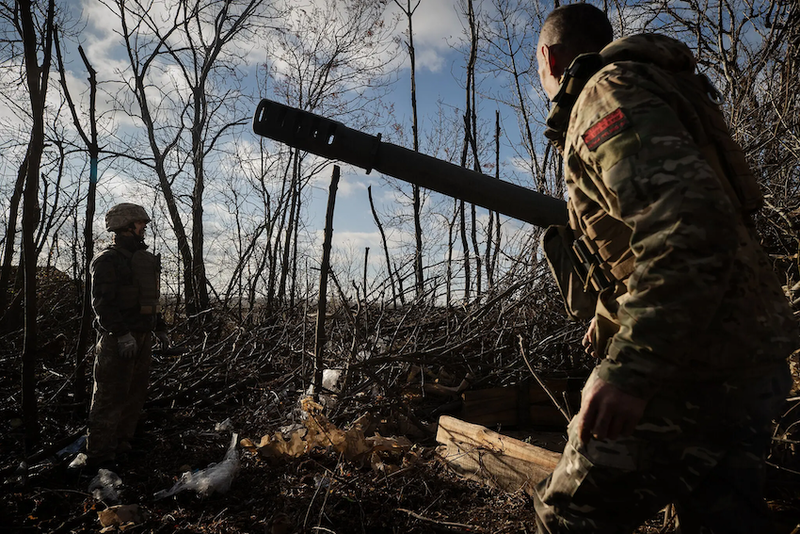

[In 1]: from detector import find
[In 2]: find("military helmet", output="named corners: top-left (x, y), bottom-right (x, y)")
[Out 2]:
top-left (105, 203), bottom-right (151, 232)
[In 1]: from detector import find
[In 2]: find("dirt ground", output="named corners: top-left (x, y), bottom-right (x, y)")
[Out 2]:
top-left (1, 274), bottom-right (799, 533)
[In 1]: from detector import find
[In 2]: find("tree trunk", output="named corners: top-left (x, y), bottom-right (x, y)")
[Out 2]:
top-left (0, 155), bottom-right (26, 323)
top-left (459, 199), bottom-right (470, 302)
top-left (465, 0), bottom-right (482, 299)
top-left (396, 0), bottom-right (425, 300)
top-left (56, 39), bottom-right (100, 405)
top-left (279, 152), bottom-right (300, 305)
top-left (19, 0), bottom-right (55, 449)
top-left (368, 186), bottom-right (398, 307)
top-left (313, 166), bottom-right (340, 397)
top-left (268, 161), bottom-right (293, 307)
top-left (486, 111), bottom-right (502, 291)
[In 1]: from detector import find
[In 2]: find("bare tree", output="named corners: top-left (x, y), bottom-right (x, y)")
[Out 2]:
top-left (368, 185), bottom-right (400, 306)
top-left (54, 35), bottom-right (100, 403)
top-left (264, 0), bottom-right (397, 305)
top-left (16, 0), bottom-right (56, 447)
top-left (393, 0), bottom-right (425, 301)
top-left (480, 0), bottom-right (551, 193)
top-left (100, 0), bottom-right (272, 317)
top-left (0, 156), bottom-right (26, 325)
top-left (219, 128), bottom-right (288, 316)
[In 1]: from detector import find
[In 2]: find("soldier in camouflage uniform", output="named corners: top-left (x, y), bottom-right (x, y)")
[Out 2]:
top-left (71, 203), bottom-right (170, 470)
top-left (533, 4), bottom-right (797, 533)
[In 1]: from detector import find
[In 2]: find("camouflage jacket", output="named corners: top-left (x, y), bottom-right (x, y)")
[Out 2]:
top-left (90, 234), bottom-right (165, 336)
top-left (563, 34), bottom-right (798, 397)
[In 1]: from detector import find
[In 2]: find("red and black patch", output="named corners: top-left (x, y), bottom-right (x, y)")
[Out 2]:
top-left (582, 108), bottom-right (631, 151)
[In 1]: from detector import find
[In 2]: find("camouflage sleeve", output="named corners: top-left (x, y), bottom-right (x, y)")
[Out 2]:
top-left (567, 68), bottom-right (740, 398)
top-left (90, 252), bottom-right (130, 336)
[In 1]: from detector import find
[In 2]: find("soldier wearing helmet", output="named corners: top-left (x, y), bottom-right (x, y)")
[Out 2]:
top-left (104, 202), bottom-right (151, 232)
top-left (70, 202), bottom-right (170, 471)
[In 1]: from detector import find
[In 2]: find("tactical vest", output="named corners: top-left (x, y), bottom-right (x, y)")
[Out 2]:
top-left (543, 50), bottom-right (762, 320)
top-left (99, 245), bottom-right (162, 315)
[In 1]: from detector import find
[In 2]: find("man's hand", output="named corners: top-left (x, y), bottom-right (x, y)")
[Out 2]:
top-left (155, 331), bottom-right (170, 348)
top-left (576, 376), bottom-right (647, 445)
top-left (582, 317), bottom-right (598, 358)
top-left (117, 332), bottom-right (137, 358)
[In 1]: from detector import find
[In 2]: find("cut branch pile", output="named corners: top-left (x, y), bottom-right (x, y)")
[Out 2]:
top-left (1, 269), bottom-right (798, 533)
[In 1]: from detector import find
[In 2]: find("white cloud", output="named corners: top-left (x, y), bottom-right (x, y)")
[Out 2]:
top-left (388, 0), bottom-right (466, 73)
top-left (336, 169), bottom-right (370, 198)
top-left (415, 48), bottom-right (447, 73)
top-left (331, 229), bottom-right (381, 250)
top-left (410, 1), bottom-right (464, 47)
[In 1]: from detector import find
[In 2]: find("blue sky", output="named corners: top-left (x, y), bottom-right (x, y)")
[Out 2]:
top-left (295, 0), bottom-right (541, 271)
top-left (47, 0), bottom-right (546, 289)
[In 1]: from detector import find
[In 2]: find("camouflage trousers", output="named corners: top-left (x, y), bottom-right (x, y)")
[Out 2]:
top-left (86, 331), bottom-right (152, 461)
top-left (533, 364), bottom-right (790, 534)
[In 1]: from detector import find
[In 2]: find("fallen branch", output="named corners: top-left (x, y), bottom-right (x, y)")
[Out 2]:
top-left (396, 508), bottom-right (488, 533)
top-left (518, 335), bottom-right (570, 424)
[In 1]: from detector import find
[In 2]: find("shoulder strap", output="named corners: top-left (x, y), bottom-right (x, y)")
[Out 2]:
top-left (109, 244), bottom-right (134, 260)
top-left (91, 245), bottom-right (127, 269)
top-left (544, 53), bottom-right (605, 148)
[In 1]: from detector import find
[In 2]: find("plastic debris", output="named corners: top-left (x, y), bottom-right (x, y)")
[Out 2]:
top-left (322, 369), bottom-right (342, 393)
top-left (89, 469), bottom-right (123, 503)
top-left (153, 433), bottom-right (239, 499)
top-left (305, 369), bottom-right (342, 395)
top-left (14, 461), bottom-right (27, 485)
top-left (68, 452), bottom-right (88, 469)
top-left (57, 435), bottom-right (86, 459)
top-left (214, 418), bottom-right (234, 432)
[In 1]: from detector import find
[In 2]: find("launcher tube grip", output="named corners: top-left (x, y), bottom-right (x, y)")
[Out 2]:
top-left (253, 99), bottom-right (568, 228)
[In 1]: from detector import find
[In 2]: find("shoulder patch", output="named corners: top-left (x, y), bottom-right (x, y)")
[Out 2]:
top-left (582, 108), bottom-right (631, 151)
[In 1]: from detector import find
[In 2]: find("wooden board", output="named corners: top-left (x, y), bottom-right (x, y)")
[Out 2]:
top-left (435, 415), bottom-right (562, 497)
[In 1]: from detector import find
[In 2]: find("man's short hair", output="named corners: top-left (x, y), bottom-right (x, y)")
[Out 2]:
top-left (540, 4), bottom-right (614, 56)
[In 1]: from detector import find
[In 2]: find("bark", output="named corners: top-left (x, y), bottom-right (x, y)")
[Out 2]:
top-left (0, 154), bottom-right (27, 323)
top-left (19, 0), bottom-right (55, 449)
top-left (279, 152), bottom-right (301, 305)
top-left (75, 47), bottom-right (99, 403)
top-left (55, 37), bottom-right (100, 405)
top-left (313, 166), bottom-right (340, 397)
top-left (394, 0), bottom-right (425, 300)
top-left (368, 186), bottom-right (398, 307)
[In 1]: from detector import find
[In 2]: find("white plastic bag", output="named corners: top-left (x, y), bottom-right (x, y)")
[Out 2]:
top-left (154, 433), bottom-right (239, 499)
top-left (89, 469), bottom-right (123, 502)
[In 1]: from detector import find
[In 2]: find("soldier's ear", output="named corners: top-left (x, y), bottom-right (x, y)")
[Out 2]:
top-left (539, 44), bottom-right (553, 76)
top-left (545, 43), bottom-right (567, 79)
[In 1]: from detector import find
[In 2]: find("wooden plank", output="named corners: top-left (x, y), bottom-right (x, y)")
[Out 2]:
top-left (435, 415), bottom-right (561, 497)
